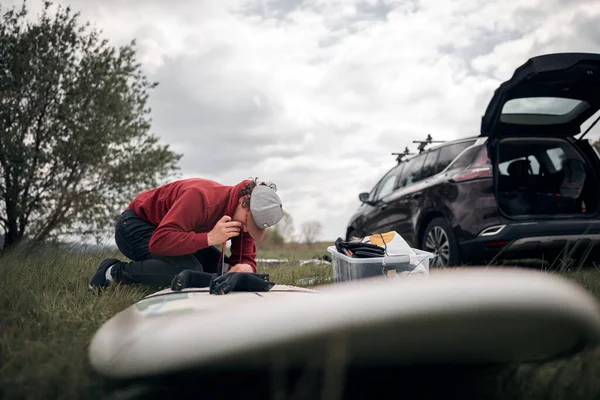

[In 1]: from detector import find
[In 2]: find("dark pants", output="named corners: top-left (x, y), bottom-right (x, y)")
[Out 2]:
top-left (111, 210), bottom-right (229, 287)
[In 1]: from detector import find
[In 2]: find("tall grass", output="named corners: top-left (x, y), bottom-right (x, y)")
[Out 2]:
top-left (255, 241), bottom-right (334, 262)
top-left (0, 244), bottom-right (150, 399)
top-left (1, 242), bottom-right (600, 399)
top-left (0, 242), bottom-right (333, 399)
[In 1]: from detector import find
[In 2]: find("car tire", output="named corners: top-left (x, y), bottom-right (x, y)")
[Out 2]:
top-left (421, 217), bottom-right (460, 268)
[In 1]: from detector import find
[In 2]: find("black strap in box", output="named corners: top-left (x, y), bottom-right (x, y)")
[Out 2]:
top-left (335, 237), bottom-right (385, 258)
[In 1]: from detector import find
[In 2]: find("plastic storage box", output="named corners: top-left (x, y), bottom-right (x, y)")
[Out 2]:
top-left (327, 246), bottom-right (432, 283)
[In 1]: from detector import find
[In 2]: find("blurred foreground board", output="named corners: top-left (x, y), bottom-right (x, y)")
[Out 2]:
top-left (89, 268), bottom-right (600, 381)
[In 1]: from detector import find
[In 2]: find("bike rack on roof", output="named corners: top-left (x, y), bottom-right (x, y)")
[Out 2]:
top-left (414, 134), bottom-right (446, 154)
top-left (392, 135), bottom-right (447, 164)
top-left (391, 147), bottom-right (415, 163)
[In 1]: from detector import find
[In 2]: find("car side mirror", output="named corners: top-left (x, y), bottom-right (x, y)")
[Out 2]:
top-left (359, 192), bottom-right (372, 204)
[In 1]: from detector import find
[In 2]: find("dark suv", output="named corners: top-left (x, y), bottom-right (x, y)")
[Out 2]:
top-left (346, 53), bottom-right (600, 267)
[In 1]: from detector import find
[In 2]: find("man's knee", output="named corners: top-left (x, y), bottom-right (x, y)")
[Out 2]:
top-left (114, 211), bottom-right (156, 261)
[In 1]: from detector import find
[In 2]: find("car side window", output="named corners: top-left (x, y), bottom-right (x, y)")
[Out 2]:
top-left (447, 144), bottom-right (484, 170)
top-left (418, 149), bottom-right (440, 181)
top-left (546, 147), bottom-right (566, 171)
top-left (435, 140), bottom-right (476, 174)
top-left (372, 164), bottom-right (403, 201)
top-left (397, 154), bottom-right (427, 189)
top-left (498, 156), bottom-right (541, 176)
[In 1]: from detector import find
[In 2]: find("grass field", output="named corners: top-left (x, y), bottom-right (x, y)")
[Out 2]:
top-left (1, 242), bottom-right (600, 399)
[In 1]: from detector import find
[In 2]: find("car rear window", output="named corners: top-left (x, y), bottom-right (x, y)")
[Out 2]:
top-left (500, 97), bottom-right (590, 125)
top-left (502, 97), bottom-right (584, 116)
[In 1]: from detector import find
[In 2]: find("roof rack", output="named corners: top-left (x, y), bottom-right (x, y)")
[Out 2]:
top-left (413, 134), bottom-right (445, 154)
top-left (393, 135), bottom-right (448, 164)
top-left (391, 147), bottom-right (415, 163)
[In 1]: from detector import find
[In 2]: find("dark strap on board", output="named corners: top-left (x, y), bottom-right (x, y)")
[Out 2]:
top-left (170, 270), bottom-right (215, 291)
top-left (170, 270), bottom-right (274, 295)
top-left (210, 272), bottom-right (275, 295)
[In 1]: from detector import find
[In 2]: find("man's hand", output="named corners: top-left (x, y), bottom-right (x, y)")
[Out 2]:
top-left (207, 215), bottom-right (241, 246)
top-left (228, 263), bottom-right (255, 273)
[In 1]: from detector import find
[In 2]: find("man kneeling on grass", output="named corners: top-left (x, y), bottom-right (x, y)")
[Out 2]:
top-left (89, 177), bottom-right (283, 290)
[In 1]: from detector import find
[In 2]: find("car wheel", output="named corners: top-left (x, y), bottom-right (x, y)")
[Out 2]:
top-left (422, 217), bottom-right (460, 267)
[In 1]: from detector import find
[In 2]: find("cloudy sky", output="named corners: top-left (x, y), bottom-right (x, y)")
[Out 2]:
top-left (8, 0), bottom-right (600, 241)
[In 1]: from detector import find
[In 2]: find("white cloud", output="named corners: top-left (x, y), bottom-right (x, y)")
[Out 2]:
top-left (5, 0), bottom-right (600, 242)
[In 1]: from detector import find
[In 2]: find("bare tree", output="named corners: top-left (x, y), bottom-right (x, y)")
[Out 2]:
top-left (300, 220), bottom-right (322, 244)
top-left (277, 211), bottom-right (296, 243)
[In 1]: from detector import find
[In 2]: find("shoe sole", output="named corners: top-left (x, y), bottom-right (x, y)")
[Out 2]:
top-left (89, 283), bottom-right (110, 291)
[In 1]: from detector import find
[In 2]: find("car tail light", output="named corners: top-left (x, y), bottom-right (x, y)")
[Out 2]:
top-left (451, 147), bottom-right (492, 182)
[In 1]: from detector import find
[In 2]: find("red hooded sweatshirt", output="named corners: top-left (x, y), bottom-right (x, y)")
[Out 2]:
top-left (126, 178), bottom-right (257, 272)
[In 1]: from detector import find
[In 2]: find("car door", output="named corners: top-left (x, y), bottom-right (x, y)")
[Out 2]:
top-left (382, 153), bottom-right (428, 244)
top-left (357, 164), bottom-right (404, 236)
top-left (385, 149), bottom-right (441, 238)
top-left (431, 140), bottom-right (479, 201)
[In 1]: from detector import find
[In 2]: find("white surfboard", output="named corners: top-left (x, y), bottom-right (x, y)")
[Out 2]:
top-left (89, 268), bottom-right (600, 380)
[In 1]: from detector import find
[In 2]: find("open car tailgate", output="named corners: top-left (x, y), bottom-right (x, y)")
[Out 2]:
top-left (480, 53), bottom-right (600, 138)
